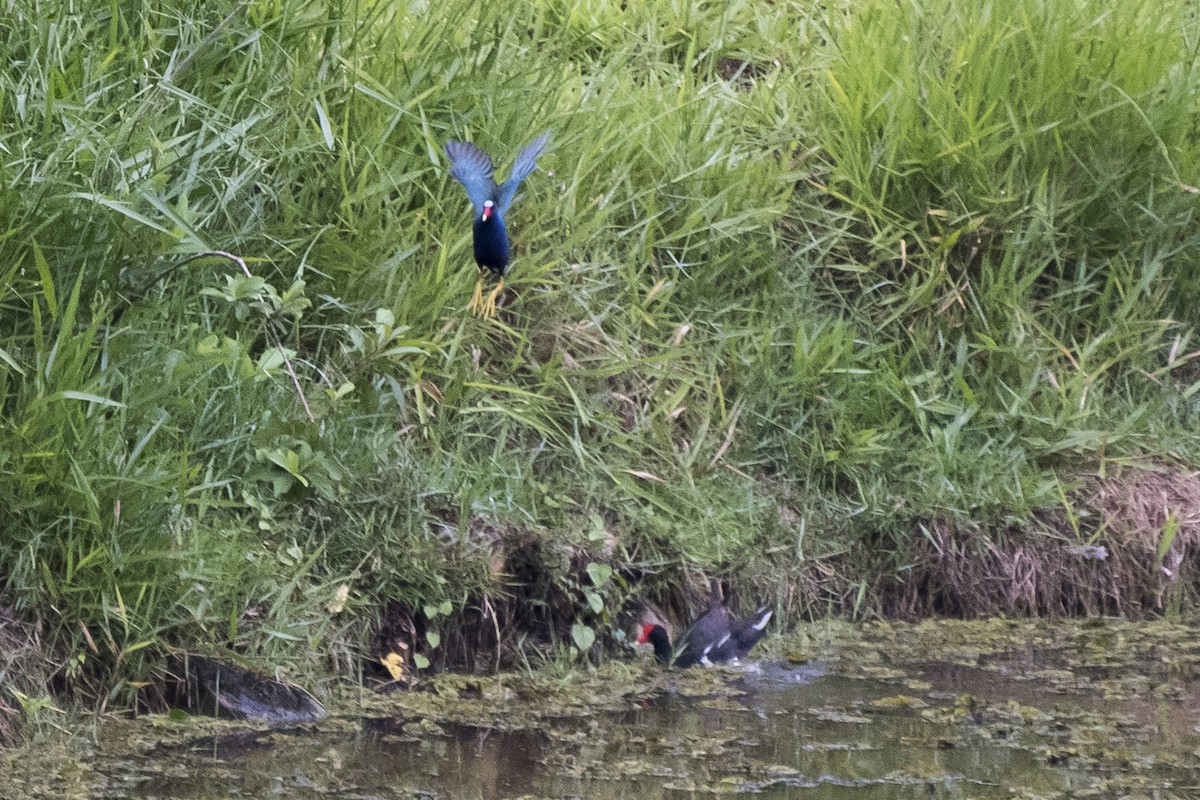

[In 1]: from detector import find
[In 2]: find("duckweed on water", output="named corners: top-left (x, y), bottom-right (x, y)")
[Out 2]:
top-left (3, 619), bottom-right (1199, 798)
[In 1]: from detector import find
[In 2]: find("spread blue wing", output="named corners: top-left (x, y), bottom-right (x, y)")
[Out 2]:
top-left (445, 140), bottom-right (497, 214)
top-left (497, 131), bottom-right (550, 214)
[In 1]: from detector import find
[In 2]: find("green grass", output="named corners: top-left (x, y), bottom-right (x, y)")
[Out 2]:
top-left (815, 0), bottom-right (1200, 324)
top-left (1, 0), bottom-right (1199, 703)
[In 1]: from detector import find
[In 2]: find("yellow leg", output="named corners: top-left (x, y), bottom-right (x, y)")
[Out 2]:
top-left (481, 277), bottom-right (505, 318)
top-left (467, 272), bottom-right (485, 316)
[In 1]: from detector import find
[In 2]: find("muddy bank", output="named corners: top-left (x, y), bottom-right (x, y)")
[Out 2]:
top-left (370, 464), bottom-right (1200, 676)
top-left (4, 464), bottom-right (1199, 747)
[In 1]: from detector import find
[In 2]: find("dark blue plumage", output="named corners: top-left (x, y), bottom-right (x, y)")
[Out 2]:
top-left (472, 207), bottom-right (508, 273)
top-left (445, 131), bottom-right (550, 316)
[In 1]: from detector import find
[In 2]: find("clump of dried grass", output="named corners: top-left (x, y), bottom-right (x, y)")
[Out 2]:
top-left (0, 602), bottom-right (53, 745)
top-left (882, 464), bottom-right (1200, 618)
top-left (1087, 464), bottom-right (1200, 611)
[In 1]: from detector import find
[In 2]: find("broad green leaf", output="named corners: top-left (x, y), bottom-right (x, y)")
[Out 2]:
top-left (584, 590), bottom-right (604, 614)
top-left (571, 623), bottom-right (595, 651)
top-left (586, 562), bottom-right (612, 588)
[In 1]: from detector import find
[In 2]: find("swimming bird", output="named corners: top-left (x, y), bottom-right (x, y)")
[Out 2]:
top-left (444, 131), bottom-right (550, 317)
top-left (638, 605), bottom-right (773, 668)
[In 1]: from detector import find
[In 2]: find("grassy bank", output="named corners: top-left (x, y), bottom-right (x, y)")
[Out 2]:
top-left (2, 0), bottom-right (1199, 718)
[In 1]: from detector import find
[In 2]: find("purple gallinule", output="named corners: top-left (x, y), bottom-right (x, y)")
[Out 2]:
top-left (444, 131), bottom-right (551, 317)
top-left (638, 605), bottom-right (773, 667)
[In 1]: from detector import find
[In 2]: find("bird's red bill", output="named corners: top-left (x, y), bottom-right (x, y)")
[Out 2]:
top-left (636, 623), bottom-right (655, 644)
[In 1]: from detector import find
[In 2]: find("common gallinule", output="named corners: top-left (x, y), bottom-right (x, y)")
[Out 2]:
top-left (444, 131), bottom-right (551, 317)
top-left (638, 605), bottom-right (773, 668)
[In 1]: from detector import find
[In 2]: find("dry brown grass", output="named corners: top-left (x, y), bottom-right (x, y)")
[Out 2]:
top-left (0, 602), bottom-right (54, 745)
top-left (879, 463), bottom-right (1200, 618)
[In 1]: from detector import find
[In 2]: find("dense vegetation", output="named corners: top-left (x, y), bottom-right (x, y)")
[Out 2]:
top-left (1, 0), bottom-right (1198, 710)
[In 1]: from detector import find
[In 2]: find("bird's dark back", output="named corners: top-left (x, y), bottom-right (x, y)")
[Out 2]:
top-left (674, 606), bottom-right (732, 667)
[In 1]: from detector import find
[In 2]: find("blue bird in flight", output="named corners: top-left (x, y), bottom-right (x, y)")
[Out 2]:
top-left (444, 131), bottom-right (551, 317)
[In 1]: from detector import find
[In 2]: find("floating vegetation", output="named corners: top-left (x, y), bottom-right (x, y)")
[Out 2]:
top-left (2, 619), bottom-right (1199, 798)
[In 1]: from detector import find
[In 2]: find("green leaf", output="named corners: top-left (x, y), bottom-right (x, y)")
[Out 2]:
top-left (585, 562), bottom-right (612, 588)
top-left (57, 390), bottom-right (127, 409)
top-left (313, 99), bottom-right (335, 151)
top-left (413, 654), bottom-right (430, 670)
top-left (227, 274), bottom-right (269, 301)
top-left (426, 631), bottom-right (441, 649)
top-left (571, 623), bottom-right (595, 651)
top-left (0, 345), bottom-right (25, 375)
top-left (327, 381), bottom-right (355, 400)
top-left (1156, 512), bottom-right (1180, 565)
top-left (31, 239), bottom-right (55, 319)
top-left (279, 280), bottom-right (311, 319)
top-left (69, 192), bottom-right (172, 233)
top-left (256, 346), bottom-right (296, 374)
top-left (584, 590), bottom-right (604, 614)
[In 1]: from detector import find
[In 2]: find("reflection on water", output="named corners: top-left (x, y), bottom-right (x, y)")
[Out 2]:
top-left (107, 649), bottom-right (1200, 800)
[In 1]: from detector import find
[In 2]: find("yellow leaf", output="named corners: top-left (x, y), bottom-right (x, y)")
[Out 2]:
top-left (381, 652), bottom-right (408, 682)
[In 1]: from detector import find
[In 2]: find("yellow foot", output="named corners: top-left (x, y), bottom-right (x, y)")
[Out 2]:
top-left (481, 278), bottom-right (505, 318)
top-left (467, 273), bottom-right (485, 316)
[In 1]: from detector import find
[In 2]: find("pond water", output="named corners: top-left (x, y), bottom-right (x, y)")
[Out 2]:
top-left (5, 619), bottom-right (1200, 799)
